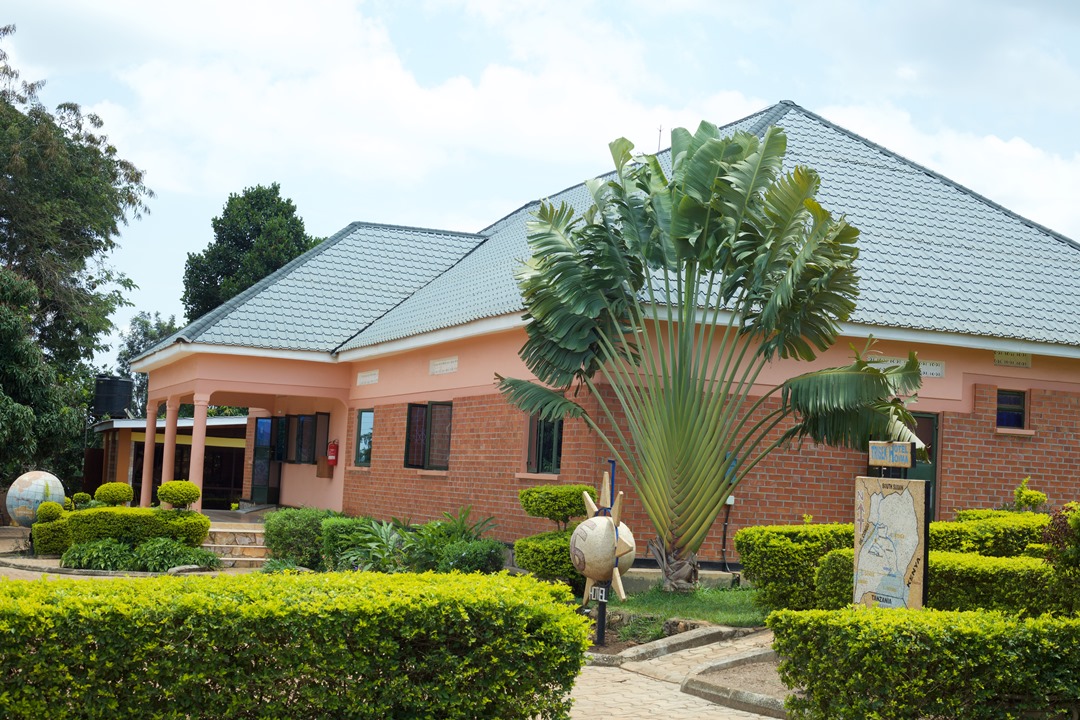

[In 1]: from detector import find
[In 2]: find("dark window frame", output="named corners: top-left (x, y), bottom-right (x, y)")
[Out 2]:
top-left (282, 413), bottom-right (330, 464)
top-left (996, 390), bottom-right (1027, 429)
top-left (355, 409), bottom-right (374, 467)
top-left (527, 414), bottom-right (563, 474)
top-left (404, 402), bottom-right (453, 470)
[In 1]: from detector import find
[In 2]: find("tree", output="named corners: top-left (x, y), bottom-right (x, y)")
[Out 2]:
top-left (115, 311), bottom-right (179, 417)
top-left (498, 123), bottom-right (923, 590)
top-left (182, 183), bottom-right (320, 321)
top-left (0, 268), bottom-right (82, 480)
top-left (0, 25), bottom-right (151, 486)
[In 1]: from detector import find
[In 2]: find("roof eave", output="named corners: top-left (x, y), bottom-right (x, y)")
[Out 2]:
top-left (131, 340), bottom-right (339, 373)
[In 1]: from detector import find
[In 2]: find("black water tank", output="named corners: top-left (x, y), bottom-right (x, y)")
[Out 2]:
top-left (93, 376), bottom-right (134, 417)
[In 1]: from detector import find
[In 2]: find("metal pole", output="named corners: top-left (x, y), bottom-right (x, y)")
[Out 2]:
top-left (595, 581), bottom-right (611, 646)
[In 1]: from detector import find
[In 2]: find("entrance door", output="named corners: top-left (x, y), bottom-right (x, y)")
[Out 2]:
top-left (252, 417), bottom-right (282, 505)
top-left (908, 413), bottom-right (938, 520)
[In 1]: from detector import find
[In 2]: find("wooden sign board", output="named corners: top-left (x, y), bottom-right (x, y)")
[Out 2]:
top-left (854, 476), bottom-right (928, 609)
top-left (868, 441), bottom-right (915, 468)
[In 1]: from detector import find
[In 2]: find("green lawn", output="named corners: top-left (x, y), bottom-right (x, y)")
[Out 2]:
top-left (606, 585), bottom-right (765, 642)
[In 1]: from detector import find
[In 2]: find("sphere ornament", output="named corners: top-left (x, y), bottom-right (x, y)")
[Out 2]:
top-left (6, 471), bottom-right (65, 528)
top-left (570, 471), bottom-right (636, 605)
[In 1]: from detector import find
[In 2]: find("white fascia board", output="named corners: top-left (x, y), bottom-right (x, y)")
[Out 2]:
top-left (130, 341), bottom-right (338, 373)
top-left (836, 322), bottom-right (1080, 360)
top-left (336, 314), bottom-right (527, 362)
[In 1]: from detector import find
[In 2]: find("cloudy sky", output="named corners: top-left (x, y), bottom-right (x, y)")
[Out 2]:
top-left (6, 0), bottom-right (1080, 367)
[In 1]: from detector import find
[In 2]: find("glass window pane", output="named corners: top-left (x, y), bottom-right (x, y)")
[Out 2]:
top-left (255, 418), bottom-right (271, 448)
top-left (356, 410), bottom-right (374, 466)
top-left (428, 404), bottom-right (453, 470)
top-left (405, 405), bottom-right (428, 468)
top-left (286, 416), bottom-right (298, 462)
top-left (996, 390), bottom-right (1026, 429)
top-left (299, 415), bottom-right (316, 463)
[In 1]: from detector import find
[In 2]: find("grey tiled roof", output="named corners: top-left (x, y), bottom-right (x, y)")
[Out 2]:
top-left (140, 222), bottom-right (485, 356)
top-left (154, 101), bottom-right (1080, 359)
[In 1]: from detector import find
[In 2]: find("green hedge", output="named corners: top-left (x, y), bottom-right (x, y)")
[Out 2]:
top-left (514, 528), bottom-right (584, 594)
top-left (770, 607), bottom-right (1080, 719)
top-left (321, 516), bottom-right (376, 571)
top-left (929, 512), bottom-right (1049, 557)
top-left (735, 523), bottom-right (854, 611)
top-left (437, 539), bottom-right (506, 574)
top-left (0, 572), bottom-right (589, 719)
top-left (954, 508), bottom-right (1016, 522)
top-left (157, 480), bottom-right (201, 507)
top-left (265, 507), bottom-right (339, 570)
top-left (94, 482), bottom-right (134, 506)
top-left (519, 484), bottom-right (596, 527)
top-left (65, 507), bottom-right (210, 553)
top-left (813, 548), bottom-right (1062, 616)
top-left (32, 515), bottom-right (72, 555)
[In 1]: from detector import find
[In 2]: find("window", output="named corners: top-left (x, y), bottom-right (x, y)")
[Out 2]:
top-left (996, 390), bottom-right (1026, 429)
top-left (284, 413), bottom-right (330, 464)
top-left (528, 415), bottom-right (563, 474)
top-left (355, 409), bottom-right (374, 466)
top-left (405, 402), bottom-right (452, 470)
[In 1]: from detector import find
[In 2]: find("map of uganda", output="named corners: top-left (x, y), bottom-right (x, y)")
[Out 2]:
top-left (853, 477), bottom-right (927, 609)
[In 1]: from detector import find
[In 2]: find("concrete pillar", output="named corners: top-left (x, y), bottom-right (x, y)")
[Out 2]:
top-left (189, 395), bottom-right (209, 512)
top-left (139, 409), bottom-right (157, 507)
top-left (161, 397), bottom-right (179, 484)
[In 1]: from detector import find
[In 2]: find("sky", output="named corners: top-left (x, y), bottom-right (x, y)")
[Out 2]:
top-left (6, 0), bottom-right (1080, 368)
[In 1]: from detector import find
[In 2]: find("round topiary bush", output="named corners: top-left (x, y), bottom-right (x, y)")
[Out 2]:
top-left (95, 482), bottom-right (134, 507)
top-left (36, 501), bottom-right (64, 523)
top-left (519, 484), bottom-right (597, 529)
top-left (73, 492), bottom-right (92, 508)
top-left (158, 480), bottom-right (201, 508)
top-left (63, 496), bottom-right (74, 512)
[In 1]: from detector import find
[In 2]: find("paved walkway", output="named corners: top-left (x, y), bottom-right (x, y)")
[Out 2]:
top-left (570, 632), bottom-right (777, 719)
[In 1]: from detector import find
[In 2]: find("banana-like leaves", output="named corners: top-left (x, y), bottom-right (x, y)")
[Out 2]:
top-left (497, 122), bottom-right (923, 573)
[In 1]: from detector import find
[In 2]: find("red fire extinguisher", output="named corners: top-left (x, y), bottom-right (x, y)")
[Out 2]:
top-left (327, 440), bottom-right (339, 466)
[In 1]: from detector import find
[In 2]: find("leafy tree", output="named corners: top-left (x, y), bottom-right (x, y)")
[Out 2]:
top-left (0, 25), bottom-right (150, 486)
top-left (182, 183), bottom-right (320, 321)
top-left (115, 311), bottom-right (179, 416)
top-left (0, 268), bottom-right (81, 481)
top-left (498, 123), bottom-right (922, 590)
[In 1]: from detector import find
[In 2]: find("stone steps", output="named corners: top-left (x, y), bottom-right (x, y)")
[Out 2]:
top-left (203, 524), bottom-right (267, 569)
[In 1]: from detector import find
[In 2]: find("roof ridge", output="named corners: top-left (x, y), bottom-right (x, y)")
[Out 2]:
top-left (782, 101), bottom-right (1080, 254)
top-left (346, 219), bottom-right (487, 240)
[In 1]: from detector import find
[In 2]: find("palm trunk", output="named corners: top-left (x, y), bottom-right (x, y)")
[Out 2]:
top-left (647, 536), bottom-right (699, 592)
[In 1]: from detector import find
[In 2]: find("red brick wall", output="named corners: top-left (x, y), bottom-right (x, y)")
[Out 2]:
top-left (937, 384), bottom-right (1080, 517)
top-left (338, 384), bottom-right (1080, 564)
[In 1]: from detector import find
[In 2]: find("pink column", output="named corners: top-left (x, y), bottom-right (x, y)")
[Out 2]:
top-left (139, 408), bottom-right (157, 507)
top-left (189, 395), bottom-right (209, 512)
top-left (161, 397), bottom-right (179, 484)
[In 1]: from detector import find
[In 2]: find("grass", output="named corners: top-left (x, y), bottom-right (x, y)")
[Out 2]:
top-left (608, 584), bottom-right (765, 630)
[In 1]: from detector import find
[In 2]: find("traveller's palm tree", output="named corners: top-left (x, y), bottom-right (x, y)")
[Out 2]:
top-left (498, 123), bottom-right (922, 590)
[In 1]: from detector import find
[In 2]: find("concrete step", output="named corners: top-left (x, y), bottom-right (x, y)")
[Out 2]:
top-left (202, 543), bottom-right (269, 559)
top-left (217, 556), bottom-right (267, 569)
top-left (204, 523), bottom-right (269, 565)
top-left (205, 528), bottom-right (265, 546)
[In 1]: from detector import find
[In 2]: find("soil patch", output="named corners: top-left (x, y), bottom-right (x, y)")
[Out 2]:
top-left (698, 658), bottom-right (790, 702)
top-left (587, 638), bottom-right (641, 655)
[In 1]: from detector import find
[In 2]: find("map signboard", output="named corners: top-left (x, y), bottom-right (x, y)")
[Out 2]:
top-left (853, 476), bottom-right (928, 609)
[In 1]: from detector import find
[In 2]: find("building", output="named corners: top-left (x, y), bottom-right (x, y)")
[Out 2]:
top-left (132, 101), bottom-right (1080, 561)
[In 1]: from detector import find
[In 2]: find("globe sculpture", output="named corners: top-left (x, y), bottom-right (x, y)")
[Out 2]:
top-left (6, 471), bottom-right (65, 528)
top-left (569, 472), bottom-right (636, 605)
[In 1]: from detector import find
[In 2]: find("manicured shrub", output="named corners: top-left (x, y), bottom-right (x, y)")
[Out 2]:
top-left (1013, 476), bottom-right (1047, 512)
top-left (814, 548), bottom-right (1061, 616)
top-left (157, 480), bottom-right (201, 508)
top-left (61, 539), bottom-right (139, 571)
top-left (0, 572), bottom-right (590, 719)
top-left (62, 496), bottom-right (73, 512)
top-left (770, 607), bottom-right (1080, 719)
top-left (72, 492), bottom-right (92, 509)
top-left (930, 512), bottom-right (1049, 557)
top-left (94, 482), bottom-right (134, 506)
top-left (67, 507), bottom-right (210, 552)
top-left (735, 523), bottom-right (854, 611)
top-left (514, 528), bottom-right (584, 594)
top-left (954, 508), bottom-right (1014, 522)
top-left (31, 515), bottom-right (71, 555)
top-left (35, 501), bottom-right (64, 523)
top-left (132, 537), bottom-right (221, 572)
top-left (264, 507), bottom-right (339, 571)
top-left (437, 539), bottom-right (506, 574)
top-left (519, 484), bottom-right (597, 529)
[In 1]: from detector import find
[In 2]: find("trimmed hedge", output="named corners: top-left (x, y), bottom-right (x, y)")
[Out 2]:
top-left (519, 484), bottom-right (597, 527)
top-left (31, 515), bottom-right (72, 555)
top-left (770, 607), bottom-right (1080, 719)
top-left (814, 548), bottom-right (1060, 615)
top-left (954, 508), bottom-right (1016, 522)
top-left (157, 480), bottom-right (201, 508)
top-left (930, 512), bottom-right (1049, 557)
top-left (94, 482), bottom-right (134, 506)
top-left (36, 501), bottom-right (64, 523)
top-left (0, 572), bottom-right (589, 719)
top-left (65, 507), bottom-right (210, 552)
top-left (437, 539), bottom-right (506, 574)
top-left (735, 523), bottom-right (854, 611)
top-left (514, 528), bottom-right (584, 594)
top-left (264, 507), bottom-right (339, 571)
